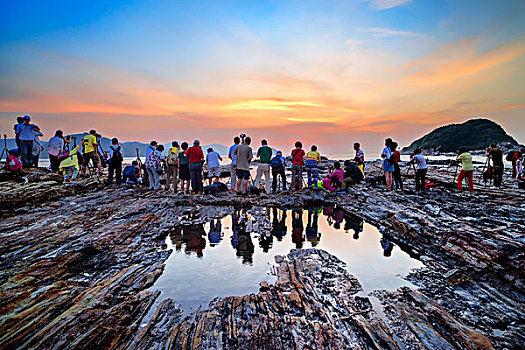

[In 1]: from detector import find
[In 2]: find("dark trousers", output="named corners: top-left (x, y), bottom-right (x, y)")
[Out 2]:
top-left (393, 163), bottom-right (403, 189)
top-left (49, 154), bottom-right (60, 172)
top-left (272, 166), bottom-right (286, 193)
top-left (189, 162), bottom-right (203, 192)
top-left (19, 140), bottom-right (33, 168)
top-left (107, 159), bottom-right (122, 185)
top-left (415, 168), bottom-right (427, 191)
top-left (493, 165), bottom-right (503, 187)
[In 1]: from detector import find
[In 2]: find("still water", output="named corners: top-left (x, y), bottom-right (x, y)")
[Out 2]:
top-left (148, 207), bottom-right (423, 315)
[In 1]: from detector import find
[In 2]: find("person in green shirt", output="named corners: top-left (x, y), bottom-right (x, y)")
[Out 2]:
top-left (456, 147), bottom-right (474, 192)
top-left (255, 139), bottom-right (272, 193)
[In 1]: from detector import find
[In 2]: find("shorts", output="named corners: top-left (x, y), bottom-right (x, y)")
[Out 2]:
top-left (236, 169), bottom-right (250, 180)
top-left (179, 164), bottom-right (190, 180)
top-left (83, 151), bottom-right (100, 166)
top-left (209, 166), bottom-right (220, 177)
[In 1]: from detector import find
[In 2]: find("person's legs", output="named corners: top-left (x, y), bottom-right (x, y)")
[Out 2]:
top-left (306, 166), bottom-right (313, 188)
top-left (494, 166), bottom-right (503, 187)
top-left (189, 163), bottom-right (197, 192)
top-left (312, 167), bottom-right (319, 189)
top-left (457, 170), bottom-right (466, 191)
top-left (173, 168), bottom-right (179, 191)
top-left (33, 153), bottom-right (39, 168)
top-left (258, 163), bottom-right (270, 192)
top-left (255, 165), bottom-right (263, 189)
top-left (421, 169), bottom-right (427, 191)
top-left (166, 165), bottom-right (173, 190)
top-left (71, 168), bottom-right (78, 181)
top-left (152, 168), bottom-right (160, 190)
top-left (146, 166), bottom-right (155, 189)
top-left (385, 171), bottom-right (393, 190)
top-left (279, 167), bottom-right (287, 190)
top-left (467, 170), bottom-right (474, 192)
top-left (49, 155), bottom-right (59, 173)
top-left (196, 163), bottom-right (203, 192)
top-left (235, 169), bottom-right (242, 192)
top-left (107, 160), bottom-right (115, 185)
top-left (341, 177), bottom-right (355, 190)
top-left (115, 162), bottom-right (122, 185)
top-left (272, 169), bottom-right (278, 194)
top-left (415, 170), bottom-right (422, 191)
top-left (291, 165), bottom-right (298, 190)
top-left (230, 164), bottom-right (237, 190)
top-left (20, 140), bottom-right (32, 168)
top-left (297, 166), bottom-right (303, 189)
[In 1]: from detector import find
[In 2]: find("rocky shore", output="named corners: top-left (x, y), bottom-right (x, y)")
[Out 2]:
top-left (0, 162), bottom-right (523, 349)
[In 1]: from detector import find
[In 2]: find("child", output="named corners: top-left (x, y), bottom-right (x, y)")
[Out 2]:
top-left (123, 160), bottom-right (142, 186)
top-left (270, 150), bottom-right (287, 194)
top-left (305, 145), bottom-right (321, 189)
top-left (410, 147), bottom-right (428, 192)
top-left (206, 147), bottom-right (222, 185)
top-left (456, 147), bottom-right (474, 192)
top-left (322, 162), bottom-right (344, 192)
top-left (291, 141), bottom-right (305, 190)
top-left (59, 141), bottom-right (83, 184)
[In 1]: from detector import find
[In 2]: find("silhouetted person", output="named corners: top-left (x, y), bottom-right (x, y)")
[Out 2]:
top-left (271, 208), bottom-right (287, 241)
top-left (381, 236), bottom-right (394, 257)
top-left (292, 209), bottom-right (304, 248)
top-left (487, 144), bottom-right (504, 188)
top-left (306, 209), bottom-right (321, 247)
top-left (208, 219), bottom-right (223, 247)
top-left (182, 223), bottom-right (206, 258)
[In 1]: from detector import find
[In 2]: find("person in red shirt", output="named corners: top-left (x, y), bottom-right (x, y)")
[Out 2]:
top-left (391, 141), bottom-right (403, 190)
top-left (291, 141), bottom-right (306, 190)
top-left (185, 140), bottom-right (205, 194)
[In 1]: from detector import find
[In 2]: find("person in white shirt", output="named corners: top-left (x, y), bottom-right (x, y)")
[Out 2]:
top-left (228, 136), bottom-right (241, 190)
top-left (206, 147), bottom-right (223, 185)
top-left (409, 147), bottom-right (428, 192)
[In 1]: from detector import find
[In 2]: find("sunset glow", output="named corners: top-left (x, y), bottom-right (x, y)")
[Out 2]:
top-left (1, 0), bottom-right (524, 152)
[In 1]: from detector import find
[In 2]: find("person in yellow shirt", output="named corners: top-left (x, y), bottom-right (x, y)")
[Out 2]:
top-left (456, 147), bottom-right (474, 192)
top-left (166, 141), bottom-right (181, 192)
top-left (82, 130), bottom-right (102, 176)
top-left (59, 140), bottom-right (84, 184)
top-left (305, 145), bottom-right (321, 189)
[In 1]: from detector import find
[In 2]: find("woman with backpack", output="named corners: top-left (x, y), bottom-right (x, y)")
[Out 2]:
top-left (270, 151), bottom-right (287, 194)
top-left (145, 144), bottom-right (166, 190)
top-left (166, 141), bottom-right (180, 192)
top-left (106, 138), bottom-right (123, 186)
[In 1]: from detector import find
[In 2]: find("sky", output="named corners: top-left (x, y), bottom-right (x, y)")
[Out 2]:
top-left (1, 0), bottom-right (524, 153)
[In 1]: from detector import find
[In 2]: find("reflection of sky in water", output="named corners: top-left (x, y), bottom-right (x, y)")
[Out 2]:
top-left (148, 208), bottom-right (423, 315)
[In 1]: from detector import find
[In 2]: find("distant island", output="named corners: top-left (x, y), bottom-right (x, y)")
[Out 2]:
top-left (402, 118), bottom-right (521, 154)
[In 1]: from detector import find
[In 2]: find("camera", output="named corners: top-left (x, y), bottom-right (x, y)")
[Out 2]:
top-left (240, 133), bottom-right (246, 142)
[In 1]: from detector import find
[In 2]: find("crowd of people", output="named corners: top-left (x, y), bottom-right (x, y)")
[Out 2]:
top-left (4, 115), bottom-right (525, 193)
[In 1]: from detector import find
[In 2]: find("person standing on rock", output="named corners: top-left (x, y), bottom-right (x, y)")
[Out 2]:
top-left (456, 147), bottom-right (474, 193)
top-left (353, 142), bottom-right (365, 170)
top-left (515, 152), bottom-right (523, 181)
top-left (106, 138), bottom-right (123, 186)
top-left (228, 136), bottom-right (241, 191)
top-left (16, 115), bottom-right (41, 168)
top-left (391, 142), bottom-right (403, 190)
top-left (146, 141), bottom-right (158, 159)
top-left (409, 147), bottom-right (428, 192)
top-left (145, 144), bottom-right (165, 190)
top-left (178, 142), bottom-right (191, 194)
top-left (48, 131), bottom-right (71, 173)
top-left (185, 140), bottom-right (205, 194)
top-left (486, 144), bottom-right (504, 188)
top-left (206, 147), bottom-right (222, 185)
top-left (270, 151), bottom-right (287, 194)
top-left (234, 136), bottom-right (253, 195)
top-left (381, 138), bottom-right (394, 191)
top-left (255, 139), bottom-right (272, 193)
top-left (14, 116), bottom-right (24, 149)
top-left (305, 145), bottom-right (321, 189)
top-left (291, 141), bottom-right (306, 190)
top-left (166, 141), bottom-right (181, 192)
top-left (82, 130), bottom-right (102, 176)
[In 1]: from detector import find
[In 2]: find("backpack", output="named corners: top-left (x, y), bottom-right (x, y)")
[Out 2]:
top-left (167, 150), bottom-right (179, 165)
top-left (6, 155), bottom-right (22, 171)
top-left (388, 153), bottom-right (396, 165)
top-left (123, 165), bottom-right (136, 177)
top-left (110, 146), bottom-right (123, 163)
top-left (270, 156), bottom-right (284, 168)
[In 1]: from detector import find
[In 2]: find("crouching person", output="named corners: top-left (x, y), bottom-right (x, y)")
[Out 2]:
top-left (322, 162), bottom-right (344, 192)
top-left (340, 160), bottom-right (364, 192)
top-left (59, 141), bottom-right (83, 184)
top-left (123, 161), bottom-right (142, 186)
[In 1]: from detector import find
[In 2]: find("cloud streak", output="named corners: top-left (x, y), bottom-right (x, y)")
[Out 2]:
top-left (364, 0), bottom-right (412, 10)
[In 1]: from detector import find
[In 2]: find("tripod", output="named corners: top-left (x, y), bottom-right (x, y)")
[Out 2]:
top-left (478, 155), bottom-right (491, 187)
top-left (0, 134), bottom-right (8, 163)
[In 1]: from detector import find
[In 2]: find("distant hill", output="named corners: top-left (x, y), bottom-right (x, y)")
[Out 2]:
top-left (402, 118), bottom-right (519, 153)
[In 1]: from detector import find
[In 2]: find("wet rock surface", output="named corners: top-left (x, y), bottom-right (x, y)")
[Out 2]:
top-left (0, 165), bottom-right (523, 349)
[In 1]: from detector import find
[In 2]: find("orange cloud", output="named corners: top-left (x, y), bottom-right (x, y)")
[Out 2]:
top-left (404, 39), bottom-right (525, 85)
top-left (502, 104), bottom-right (525, 110)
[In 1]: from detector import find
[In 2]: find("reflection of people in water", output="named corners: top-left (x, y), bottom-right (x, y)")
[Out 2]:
top-left (208, 219), bottom-right (223, 247)
top-left (306, 208), bottom-right (321, 246)
top-left (332, 207), bottom-right (344, 230)
top-left (271, 208), bottom-right (287, 241)
top-left (169, 227), bottom-right (183, 251)
top-left (292, 208), bottom-right (304, 249)
top-left (380, 236), bottom-right (394, 257)
top-left (323, 207), bottom-right (334, 226)
top-left (231, 209), bottom-right (241, 249)
top-left (182, 223), bottom-right (206, 257)
top-left (236, 229), bottom-right (255, 264)
top-left (259, 233), bottom-right (273, 253)
top-left (343, 212), bottom-right (364, 240)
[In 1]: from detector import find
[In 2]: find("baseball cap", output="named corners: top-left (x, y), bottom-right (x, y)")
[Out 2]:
top-left (22, 115), bottom-right (31, 120)
top-left (193, 140), bottom-right (200, 145)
